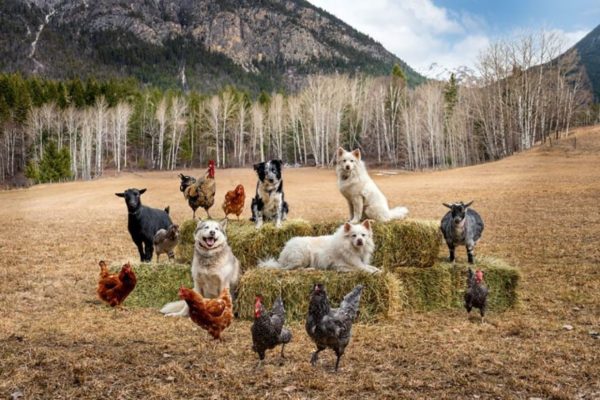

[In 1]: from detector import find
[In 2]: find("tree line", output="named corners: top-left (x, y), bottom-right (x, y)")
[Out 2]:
top-left (0, 31), bottom-right (593, 185)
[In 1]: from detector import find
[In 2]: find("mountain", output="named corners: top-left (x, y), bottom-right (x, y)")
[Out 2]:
top-left (570, 24), bottom-right (600, 101)
top-left (0, 0), bottom-right (425, 92)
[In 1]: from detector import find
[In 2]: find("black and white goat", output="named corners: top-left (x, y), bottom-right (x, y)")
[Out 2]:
top-left (116, 188), bottom-right (173, 262)
top-left (440, 201), bottom-right (484, 264)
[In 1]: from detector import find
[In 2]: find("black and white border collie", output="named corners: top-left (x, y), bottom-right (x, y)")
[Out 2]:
top-left (250, 160), bottom-right (289, 228)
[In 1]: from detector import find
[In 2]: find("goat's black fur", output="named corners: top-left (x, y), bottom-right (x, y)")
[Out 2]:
top-left (116, 188), bottom-right (173, 262)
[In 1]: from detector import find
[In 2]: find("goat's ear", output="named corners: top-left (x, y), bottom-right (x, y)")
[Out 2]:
top-left (344, 222), bottom-right (352, 233)
top-left (139, 188), bottom-right (147, 195)
top-left (336, 147), bottom-right (345, 158)
top-left (115, 192), bottom-right (125, 197)
top-left (464, 200), bottom-right (474, 208)
top-left (351, 148), bottom-right (361, 160)
top-left (442, 203), bottom-right (452, 209)
top-left (220, 218), bottom-right (228, 232)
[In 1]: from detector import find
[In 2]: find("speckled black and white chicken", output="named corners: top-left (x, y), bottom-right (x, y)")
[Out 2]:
top-left (251, 296), bottom-right (292, 367)
top-left (464, 268), bottom-right (489, 322)
top-left (305, 283), bottom-right (363, 371)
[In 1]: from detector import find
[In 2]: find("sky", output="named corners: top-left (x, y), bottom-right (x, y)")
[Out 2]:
top-left (308, 0), bottom-right (598, 78)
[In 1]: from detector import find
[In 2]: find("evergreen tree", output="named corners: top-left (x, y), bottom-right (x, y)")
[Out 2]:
top-left (444, 73), bottom-right (458, 118)
top-left (391, 63), bottom-right (407, 86)
top-left (68, 78), bottom-right (86, 108)
top-left (27, 141), bottom-right (72, 183)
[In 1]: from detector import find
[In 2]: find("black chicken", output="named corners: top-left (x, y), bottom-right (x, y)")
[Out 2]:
top-left (305, 283), bottom-right (363, 371)
top-left (251, 295), bottom-right (292, 367)
top-left (464, 268), bottom-right (489, 322)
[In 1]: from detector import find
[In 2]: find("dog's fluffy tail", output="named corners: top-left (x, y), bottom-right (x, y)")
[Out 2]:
top-left (258, 257), bottom-right (282, 269)
top-left (388, 206), bottom-right (409, 220)
top-left (160, 300), bottom-right (186, 315)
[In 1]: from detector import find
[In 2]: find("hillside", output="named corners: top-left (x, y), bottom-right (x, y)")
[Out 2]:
top-left (573, 24), bottom-right (600, 101)
top-left (0, 0), bottom-right (425, 92)
top-left (559, 24), bottom-right (600, 101)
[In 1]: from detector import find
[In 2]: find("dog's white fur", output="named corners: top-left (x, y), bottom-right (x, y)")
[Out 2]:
top-left (336, 147), bottom-right (408, 223)
top-left (259, 220), bottom-right (380, 273)
top-left (160, 219), bottom-right (240, 317)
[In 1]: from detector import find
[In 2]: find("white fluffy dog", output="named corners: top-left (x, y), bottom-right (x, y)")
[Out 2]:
top-left (160, 219), bottom-right (240, 317)
top-left (336, 147), bottom-right (409, 223)
top-left (259, 220), bottom-right (380, 273)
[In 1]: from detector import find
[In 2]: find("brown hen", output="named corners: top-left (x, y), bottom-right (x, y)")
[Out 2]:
top-left (179, 286), bottom-right (233, 340)
top-left (97, 261), bottom-right (137, 307)
top-left (222, 184), bottom-right (245, 220)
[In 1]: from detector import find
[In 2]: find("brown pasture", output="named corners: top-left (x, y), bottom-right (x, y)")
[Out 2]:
top-left (1, 126), bottom-right (599, 399)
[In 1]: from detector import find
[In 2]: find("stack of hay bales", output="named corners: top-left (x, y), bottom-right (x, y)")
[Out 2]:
top-left (125, 218), bottom-right (519, 320)
top-left (176, 218), bottom-right (440, 271)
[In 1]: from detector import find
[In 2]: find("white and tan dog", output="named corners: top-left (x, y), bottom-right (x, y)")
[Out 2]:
top-left (336, 147), bottom-right (409, 223)
top-left (259, 220), bottom-right (380, 273)
top-left (160, 219), bottom-right (241, 317)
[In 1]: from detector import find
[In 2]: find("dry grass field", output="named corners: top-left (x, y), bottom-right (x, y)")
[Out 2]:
top-left (1, 126), bottom-right (599, 399)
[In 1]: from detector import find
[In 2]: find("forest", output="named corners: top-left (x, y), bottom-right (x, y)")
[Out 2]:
top-left (0, 32), bottom-right (595, 185)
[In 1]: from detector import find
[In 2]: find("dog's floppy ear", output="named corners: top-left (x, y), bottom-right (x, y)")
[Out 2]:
top-left (253, 162), bottom-right (264, 172)
top-left (220, 218), bottom-right (228, 232)
top-left (344, 222), bottom-right (352, 233)
top-left (115, 192), bottom-right (125, 197)
top-left (337, 147), bottom-right (345, 159)
top-left (351, 148), bottom-right (361, 160)
top-left (362, 219), bottom-right (374, 231)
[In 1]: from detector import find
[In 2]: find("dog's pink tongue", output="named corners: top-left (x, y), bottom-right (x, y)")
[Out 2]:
top-left (205, 237), bottom-right (215, 247)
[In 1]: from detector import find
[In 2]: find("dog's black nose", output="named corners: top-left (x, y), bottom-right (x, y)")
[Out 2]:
top-left (345, 165), bottom-right (350, 170)
top-left (209, 230), bottom-right (215, 236)
top-left (356, 239), bottom-right (363, 246)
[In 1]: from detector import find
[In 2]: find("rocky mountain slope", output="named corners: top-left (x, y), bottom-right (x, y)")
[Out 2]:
top-left (0, 0), bottom-right (425, 91)
top-left (570, 24), bottom-right (600, 101)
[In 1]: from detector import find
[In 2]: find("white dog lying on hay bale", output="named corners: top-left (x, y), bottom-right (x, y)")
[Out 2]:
top-left (259, 220), bottom-right (380, 273)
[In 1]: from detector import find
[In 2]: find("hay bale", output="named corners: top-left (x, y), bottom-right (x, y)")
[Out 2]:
top-left (116, 256), bottom-right (518, 316)
top-left (393, 264), bottom-right (455, 310)
top-left (177, 218), bottom-right (441, 270)
top-left (120, 263), bottom-right (192, 308)
top-left (395, 256), bottom-right (520, 311)
top-left (236, 269), bottom-right (404, 322)
top-left (371, 219), bottom-right (441, 270)
top-left (446, 256), bottom-right (521, 311)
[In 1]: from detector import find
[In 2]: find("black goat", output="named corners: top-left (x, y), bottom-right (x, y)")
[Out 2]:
top-left (115, 188), bottom-right (173, 262)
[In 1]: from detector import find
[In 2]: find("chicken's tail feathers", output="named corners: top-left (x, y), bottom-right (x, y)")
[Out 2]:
top-left (160, 300), bottom-right (186, 315)
top-left (466, 268), bottom-right (475, 287)
top-left (388, 206), bottom-right (409, 220)
top-left (340, 284), bottom-right (364, 321)
top-left (258, 258), bottom-right (282, 269)
top-left (271, 296), bottom-right (285, 318)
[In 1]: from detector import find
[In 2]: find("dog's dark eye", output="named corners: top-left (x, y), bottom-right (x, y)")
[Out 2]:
top-left (362, 234), bottom-right (366, 237)
top-left (352, 234), bottom-right (357, 238)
